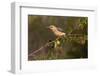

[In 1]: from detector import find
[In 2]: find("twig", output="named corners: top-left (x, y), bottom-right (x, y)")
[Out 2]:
top-left (28, 39), bottom-right (57, 56)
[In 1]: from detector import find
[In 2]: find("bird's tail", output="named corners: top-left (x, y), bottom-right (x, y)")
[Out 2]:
top-left (63, 33), bottom-right (66, 38)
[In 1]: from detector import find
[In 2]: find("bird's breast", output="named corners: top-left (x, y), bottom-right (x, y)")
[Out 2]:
top-left (54, 30), bottom-right (65, 37)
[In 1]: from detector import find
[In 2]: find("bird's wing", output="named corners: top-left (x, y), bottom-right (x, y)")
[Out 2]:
top-left (57, 27), bottom-right (64, 32)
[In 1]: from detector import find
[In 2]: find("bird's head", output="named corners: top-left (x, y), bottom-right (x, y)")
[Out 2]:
top-left (47, 25), bottom-right (57, 31)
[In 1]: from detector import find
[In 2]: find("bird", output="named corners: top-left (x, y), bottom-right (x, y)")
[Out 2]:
top-left (47, 25), bottom-right (66, 37)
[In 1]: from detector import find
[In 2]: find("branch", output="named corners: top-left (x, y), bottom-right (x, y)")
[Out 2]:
top-left (28, 34), bottom-right (87, 56)
top-left (28, 39), bottom-right (57, 56)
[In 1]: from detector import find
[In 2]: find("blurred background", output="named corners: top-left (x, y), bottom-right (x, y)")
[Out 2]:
top-left (28, 15), bottom-right (88, 60)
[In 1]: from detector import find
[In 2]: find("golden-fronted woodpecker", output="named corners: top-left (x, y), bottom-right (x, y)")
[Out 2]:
top-left (48, 25), bottom-right (66, 37)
